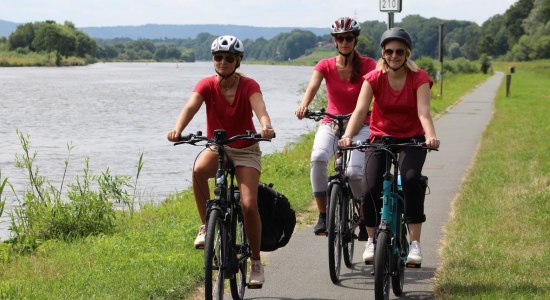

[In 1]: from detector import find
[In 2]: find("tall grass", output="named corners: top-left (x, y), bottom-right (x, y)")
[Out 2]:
top-left (434, 60), bottom-right (550, 298)
top-left (0, 51), bottom-right (88, 66)
top-left (0, 71), bottom-right (493, 298)
top-left (2, 130), bottom-right (141, 255)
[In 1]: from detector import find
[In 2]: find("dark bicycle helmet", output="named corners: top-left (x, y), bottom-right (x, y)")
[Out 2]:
top-left (380, 27), bottom-right (412, 49)
top-left (211, 35), bottom-right (244, 57)
top-left (330, 17), bottom-right (361, 36)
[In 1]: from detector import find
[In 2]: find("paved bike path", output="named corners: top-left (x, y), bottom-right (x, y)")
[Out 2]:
top-left (246, 72), bottom-right (504, 299)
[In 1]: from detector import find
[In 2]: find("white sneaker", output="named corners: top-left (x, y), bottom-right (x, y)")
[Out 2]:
top-left (362, 238), bottom-right (375, 263)
top-left (194, 225), bottom-right (206, 249)
top-left (407, 240), bottom-right (422, 264)
top-left (249, 259), bottom-right (265, 287)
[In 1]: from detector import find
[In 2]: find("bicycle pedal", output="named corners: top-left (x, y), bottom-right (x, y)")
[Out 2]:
top-left (314, 232), bottom-right (327, 237)
top-left (406, 263), bottom-right (421, 268)
top-left (247, 283), bottom-right (263, 289)
top-left (364, 260), bottom-right (374, 266)
top-left (195, 245), bottom-right (204, 250)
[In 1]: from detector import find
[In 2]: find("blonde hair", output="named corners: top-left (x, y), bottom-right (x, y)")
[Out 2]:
top-left (376, 47), bottom-right (419, 73)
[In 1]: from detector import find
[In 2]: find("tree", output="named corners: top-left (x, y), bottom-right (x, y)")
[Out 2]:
top-left (32, 22), bottom-right (77, 63)
top-left (75, 31), bottom-right (97, 58)
top-left (504, 0), bottom-right (535, 47)
top-left (8, 23), bottom-right (35, 50)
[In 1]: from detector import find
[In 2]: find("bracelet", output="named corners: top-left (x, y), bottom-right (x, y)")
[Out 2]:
top-left (342, 135), bottom-right (352, 139)
top-left (263, 124), bottom-right (273, 130)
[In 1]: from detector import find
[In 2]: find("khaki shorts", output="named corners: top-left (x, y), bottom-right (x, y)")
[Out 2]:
top-left (209, 143), bottom-right (262, 173)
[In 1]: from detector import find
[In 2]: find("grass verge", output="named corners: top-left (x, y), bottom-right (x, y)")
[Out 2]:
top-left (434, 60), bottom-right (550, 298)
top-left (0, 71), bottom-right (491, 298)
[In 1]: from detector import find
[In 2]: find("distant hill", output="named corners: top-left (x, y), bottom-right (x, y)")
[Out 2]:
top-left (0, 20), bottom-right (18, 37)
top-left (0, 20), bottom-right (327, 40)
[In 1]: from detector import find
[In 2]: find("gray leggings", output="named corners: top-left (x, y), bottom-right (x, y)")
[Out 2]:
top-left (310, 123), bottom-right (370, 200)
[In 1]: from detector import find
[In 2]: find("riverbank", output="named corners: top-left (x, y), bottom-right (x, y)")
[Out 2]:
top-left (0, 71), bottom-right (492, 298)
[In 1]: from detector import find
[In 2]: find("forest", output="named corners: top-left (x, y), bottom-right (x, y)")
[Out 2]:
top-left (0, 0), bottom-right (548, 64)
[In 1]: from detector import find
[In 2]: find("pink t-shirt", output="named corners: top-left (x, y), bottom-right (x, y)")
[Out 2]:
top-left (365, 68), bottom-right (433, 139)
top-left (194, 75), bottom-right (261, 148)
top-left (314, 56), bottom-right (377, 124)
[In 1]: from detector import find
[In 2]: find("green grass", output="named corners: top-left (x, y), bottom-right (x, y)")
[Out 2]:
top-left (0, 70), bottom-right (503, 298)
top-left (434, 60), bottom-right (550, 299)
top-left (0, 51), bottom-right (88, 66)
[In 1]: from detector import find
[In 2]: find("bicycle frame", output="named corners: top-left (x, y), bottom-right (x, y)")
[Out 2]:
top-left (174, 129), bottom-right (271, 299)
top-left (305, 109), bottom-right (362, 283)
top-left (355, 136), bottom-right (436, 299)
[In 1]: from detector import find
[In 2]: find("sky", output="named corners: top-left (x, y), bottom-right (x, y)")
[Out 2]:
top-left (0, 0), bottom-right (518, 28)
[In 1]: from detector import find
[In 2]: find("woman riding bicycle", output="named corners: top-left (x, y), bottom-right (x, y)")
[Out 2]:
top-left (338, 27), bottom-right (440, 265)
top-left (167, 35), bottom-right (275, 287)
top-left (295, 17), bottom-right (376, 235)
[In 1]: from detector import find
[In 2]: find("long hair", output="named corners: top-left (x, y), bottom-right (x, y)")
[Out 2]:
top-left (350, 49), bottom-right (362, 82)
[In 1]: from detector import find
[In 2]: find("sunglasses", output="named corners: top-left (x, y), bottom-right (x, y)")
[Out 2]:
top-left (335, 35), bottom-right (355, 43)
top-left (213, 54), bottom-right (236, 63)
top-left (383, 48), bottom-right (406, 57)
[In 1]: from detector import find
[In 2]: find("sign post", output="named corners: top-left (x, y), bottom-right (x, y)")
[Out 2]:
top-left (379, 0), bottom-right (402, 29)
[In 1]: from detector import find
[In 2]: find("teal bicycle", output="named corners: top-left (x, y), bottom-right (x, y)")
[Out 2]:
top-left (356, 136), bottom-right (434, 299)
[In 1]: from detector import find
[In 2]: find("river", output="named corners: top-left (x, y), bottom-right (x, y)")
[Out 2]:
top-left (0, 62), bottom-right (321, 239)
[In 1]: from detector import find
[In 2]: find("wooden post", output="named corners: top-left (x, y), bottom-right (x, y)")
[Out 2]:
top-left (506, 74), bottom-right (512, 97)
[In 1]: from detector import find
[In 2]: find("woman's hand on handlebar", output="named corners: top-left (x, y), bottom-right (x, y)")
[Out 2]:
top-left (295, 105), bottom-right (308, 120)
top-left (338, 136), bottom-right (353, 148)
top-left (260, 127), bottom-right (276, 139)
top-left (167, 129), bottom-right (181, 142)
top-left (424, 136), bottom-right (440, 149)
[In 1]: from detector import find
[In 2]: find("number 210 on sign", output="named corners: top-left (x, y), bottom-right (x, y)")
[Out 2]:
top-left (379, 0), bottom-right (402, 12)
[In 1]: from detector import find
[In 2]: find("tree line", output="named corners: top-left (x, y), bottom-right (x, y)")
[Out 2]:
top-left (2, 0), bottom-right (548, 64)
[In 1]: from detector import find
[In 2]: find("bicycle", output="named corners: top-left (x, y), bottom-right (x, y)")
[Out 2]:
top-left (174, 129), bottom-right (271, 300)
top-left (305, 109), bottom-right (363, 284)
top-left (355, 136), bottom-right (435, 299)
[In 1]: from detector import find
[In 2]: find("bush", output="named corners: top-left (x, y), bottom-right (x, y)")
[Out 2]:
top-left (416, 56), bottom-right (437, 79)
top-left (480, 54), bottom-right (492, 74)
top-left (2, 131), bottom-right (141, 253)
top-left (444, 58), bottom-right (479, 74)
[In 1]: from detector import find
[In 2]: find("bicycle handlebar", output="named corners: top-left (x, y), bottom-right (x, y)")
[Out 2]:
top-left (173, 130), bottom-right (273, 147)
top-left (346, 137), bottom-right (439, 152)
top-left (304, 108), bottom-right (352, 123)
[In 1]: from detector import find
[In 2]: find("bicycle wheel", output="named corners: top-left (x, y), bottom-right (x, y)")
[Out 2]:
top-left (230, 212), bottom-right (248, 299)
top-left (391, 219), bottom-right (406, 296)
top-left (204, 209), bottom-right (226, 300)
top-left (342, 194), bottom-right (356, 268)
top-left (327, 183), bottom-right (343, 283)
top-left (374, 230), bottom-right (391, 300)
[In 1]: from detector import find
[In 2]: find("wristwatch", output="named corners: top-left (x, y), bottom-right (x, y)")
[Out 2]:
top-left (263, 124), bottom-right (273, 130)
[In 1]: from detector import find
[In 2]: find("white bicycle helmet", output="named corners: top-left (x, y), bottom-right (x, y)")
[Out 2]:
top-left (211, 35), bottom-right (244, 57)
top-left (330, 17), bottom-right (361, 36)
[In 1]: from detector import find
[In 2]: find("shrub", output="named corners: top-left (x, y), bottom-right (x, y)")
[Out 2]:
top-left (3, 130), bottom-right (141, 253)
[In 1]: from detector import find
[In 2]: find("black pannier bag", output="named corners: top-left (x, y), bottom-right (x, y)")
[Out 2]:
top-left (257, 182), bottom-right (296, 251)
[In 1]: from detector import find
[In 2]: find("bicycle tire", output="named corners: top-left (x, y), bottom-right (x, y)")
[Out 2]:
top-left (342, 194), bottom-right (355, 268)
top-left (204, 209), bottom-right (226, 300)
top-left (230, 212), bottom-right (248, 299)
top-left (327, 183), bottom-right (343, 283)
top-left (391, 219), bottom-right (406, 296)
top-left (374, 230), bottom-right (391, 300)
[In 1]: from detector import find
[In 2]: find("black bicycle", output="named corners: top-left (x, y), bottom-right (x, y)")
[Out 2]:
top-left (355, 136), bottom-right (435, 299)
top-left (174, 129), bottom-right (271, 300)
top-left (305, 109), bottom-right (363, 283)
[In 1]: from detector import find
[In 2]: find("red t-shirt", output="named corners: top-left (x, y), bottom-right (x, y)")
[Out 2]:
top-left (314, 56), bottom-right (377, 124)
top-left (365, 68), bottom-right (433, 139)
top-left (194, 75), bottom-right (261, 148)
